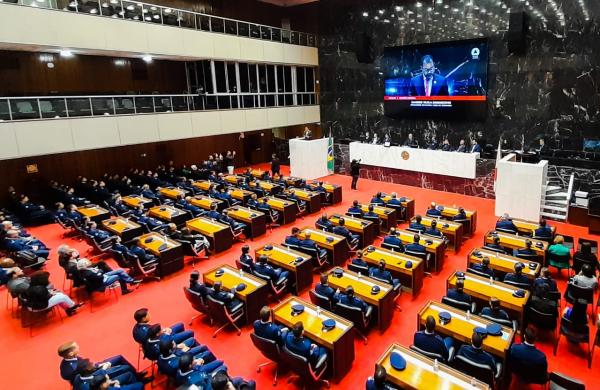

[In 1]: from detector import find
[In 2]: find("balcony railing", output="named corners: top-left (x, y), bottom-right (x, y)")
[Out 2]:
top-left (0, 92), bottom-right (319, 121)
top-left (0, 0), bottom-right (317, 47)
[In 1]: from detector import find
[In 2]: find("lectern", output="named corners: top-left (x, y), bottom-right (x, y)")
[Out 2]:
top-left (289, 137), bottom-right (330, 180)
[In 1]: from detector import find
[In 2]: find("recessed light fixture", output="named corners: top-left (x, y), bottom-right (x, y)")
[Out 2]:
top-left (60, 50), bottom-right (74, 58)
top-left (114, 59), bottom-right (127, 66)
top-left (142, 55), bottom-right (153, 63)
top-left (362, 12), bottom-right (368, 17)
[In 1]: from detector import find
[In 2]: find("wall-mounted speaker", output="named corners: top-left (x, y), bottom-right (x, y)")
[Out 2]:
top-left (355, 32), bottom-right (374, 63)
top-left (507, 11), bottom-right (527, 55)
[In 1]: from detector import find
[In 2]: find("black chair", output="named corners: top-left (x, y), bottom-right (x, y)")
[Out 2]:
top-left (454, 354), bottom-right (502, 389)
top-left (442, 296), bottom-right (476, 313)
top-left (548, 371), bottom-right (586, 390)
top-left (250, 333), bottom-right (282, 386)
top-left (410, 344), bottom-right (454, 364)
top-left (281, 345), bottom-right (329, 389)
top-left (126, 253), bottom-right (160, 282)
top-left (503, 279), bottom-right (532, 291)
top-left (334, 301), bottom-right (371, 344)
top-left (315, 220), bottom-right (332, 232)
top-left (495, 227), bottom-right (517, 235)
top-left (525, 307), bottom-right (558, 344)
top-left (578, 238), bottom-right (598, 254)
top-left (467, 267), bottom-right (495, 279)
top-left (369, 274), bottom-right (402, 311)
top-left (299, 246), bottom-right (329, 269)
top-left (182, 287), bottom-right (210, 326)
top-left (548, 252), bottom-right (572, 276)
top-left (206, 295), bottom-right (244, 338)
top-left (554, 316), bottom-right (591, 368)
top-left (564, 283), bottom-right (594, 310)
top-left (381, 242), bottom-right (403, 252)
top-left (308, 290), bottom-right (333, 311)
top-left (19, 297), bottom-right (64, 337)
top-left (347, 262), bottom-right (369, 275)
top-left (510, 358), bottom-right (548, 387)
top-left (235, 259), bottom-right (253, 274)
top-left (253, 270), bottom-right (288, 301)
top-left (480, 313), bottom-right (518, 333)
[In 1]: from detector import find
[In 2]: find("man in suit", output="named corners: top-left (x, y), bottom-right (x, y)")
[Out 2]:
top-left (382, 228), bottom-right (404, 252)
top-left (253, 306), bottom-right (288, 345)
top-left (457, 332), bottom-right (499, 375)
top-left (254, 255), bottom-right (289, 285)
top-left (509, 327), bottom-right (548, 382)
top-left (337, 286), bottom-right (372, 318)
top-left (347, 200), bottom-right (363, 216)
top-left (315, 273), bottom-right (339, 302)
top-left (132, 307), bottom-right (194, 345)
top-left (405, 234), bottom-right (426, 255)
top-left (413, 315), bottom-right (454, 362)
top-left (315, 214), bottom-right (334, 232)
top-left (504, 262), bottom-right (531, 286)
top-left (425, 202), bottom-right (441, 217)
top-left (284, 322), bottom-right (327, 367)
top-left (409, 55), bottom-right (449, 97)
top-left (485, 236), bottom-right (506, 254)
top-left (534, 219), bottom-right (553, 239)
top-left (425, 219), bottom-right (443, 238)
top-left (533, 267), bottom-right (558, 293)
top-left (470, 140), bottom-right (482, 153)
top-left (363, 205), bottom-right (379, 219)
top-left (527, 282), bottom-right (558, 319)
top-left (350, 250), bottom-right (369, 270)
top-left (470, 256), bottom-right (495, 278)
top-left (128, 244), bottom-right (158, 266)
top-left (446, 278), bottom-right (472, 304)
top-left (409, 215), bottom-right (427, 233)
top-left (403, 133), bottom-right (419, 148)
top-left (516, 239), bottom-right (537, 259)
top-left (72, 359), bottom-right (147, 390)
top-left (284, 227), bottom-right (302, 247)
top-left (206, 204), bottom-right (222, 221)
top-left (270, 154), bottom-right (281, 176)
top-left (441, 139), bottom-right (453, 151)
top-left (495, 214), bottom-right (518, 233)
top-left (298, 231), bottom-right (328, 259)
top-left (77, 258), bottom-right (140, 295)
top-left (456, 139), bottom-right (467, 153)
top-left (350, 159), bottom-right (361, 190)
top-left (4, 230), bottom-right (50, 259)
top-left (366, 364), bottom-right (399, 390)
top-left (453, 207), bottom-right (468, 221)
top-left (370, 192), bottom-right (385, 205)
top-left (209, 281), bottom-right (243, 313)
top-left (480, 297), bottom-right (511, 322)
top-left (369, 260), bottom-right (401, 290)
top-left (332, 218), bottom-right (359, 247)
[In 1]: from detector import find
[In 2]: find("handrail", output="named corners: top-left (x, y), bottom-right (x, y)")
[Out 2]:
top-left (1, 0), bottom-right (317, 47)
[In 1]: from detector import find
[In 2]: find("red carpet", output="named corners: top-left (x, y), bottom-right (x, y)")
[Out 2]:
top-left (2, 164), bottom-right (599, 389)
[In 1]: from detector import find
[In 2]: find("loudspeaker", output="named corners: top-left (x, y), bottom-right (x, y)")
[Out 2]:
top-left (507, 11), bottom-right (527, 55)
top-left (355, 32), bottom-right (374, 63)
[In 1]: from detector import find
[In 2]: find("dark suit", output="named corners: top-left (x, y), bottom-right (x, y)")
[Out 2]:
top-left (509, 343), bottom-right (548, 381)
top-left (347, 206), bottom-right (363, 216)
top-left (533, 277), bottom-right (558, 292)
top-left (504, 273), bottom-right (530, 286)
top-left (457, 345), bottom-right (498, 374)
top-left (338, 293), bottom-right (369, 314)
top-left (408, 222), bottom-right (426, 232)
top-left (496, 220), bottom-right (517, 233)
top-left (369, 268), bottom-right (400, 289)
top-left (409, 74), bottom-right (449, 96)
top-left (534, 226), bottom-right (553, 238)
top-left (332, 226), bottom-right (358, 244)
top-left (446, 288), bottom-right (471, 303)
top-left (382, 235), bottom-right (404, 251)
top-left (470, 263), bottom-right (494, 278)
top-left (284, 333), bottom-right (327, 366)
top-left (425, 227), bottom-right (443, 237)
top-left (405, 242), bottom-right (426, 254)
top-left (527, 296), bottom-right (558, 318)
top-left (480, 307), bottom-right (510, 322)
top-left (413, 331), bottom-right (453, 361)
top-left (315, 283), bottom-right (337, 302)
top-left (425, 208), bottom-right (441, 217)
top-left (253, 320), bottom-right (286, 345)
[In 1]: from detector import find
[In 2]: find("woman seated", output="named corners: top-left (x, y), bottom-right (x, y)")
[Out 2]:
top-left (22, 271), bottom-right (83, 316)
top-left (572, 264), bottom-right (598, 290)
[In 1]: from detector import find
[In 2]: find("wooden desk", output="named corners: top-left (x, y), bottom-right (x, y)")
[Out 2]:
top-left (159, 187), bottom-right (187, 200)
top-left (148, 205), bottom-right (190, 226)
top-left (468, 248), bottom-right (541, 279)
top-left (378, 344), bottom-right (490, 390)
top-left (229, 188), bottom-right (253, 205)
top-left (283, 176), bottom-right (303, 187)
top-left (186, 217), bottom-right (233, 253)
top-left (250, 169), bottom-right (268, 178)
top-left (395, 229), bottom-right (447, 273)
top-left (327, 268), bottom-right (395, 331)
top-left (447, 271), bottom-right (530, 326)
top-left (256, 244), bottom-right (313, 295)
top-left (380, 193), bottom-right (415, 222)
top-left (76, 205), bottom-right (110, 223)
top-left (273, 297), bottom-right (354, 380)
top-left (122, 195), bottom-right (153, 210)
top-left (203, 264), bottom-right (268, 324)
top-left (360, 204), bottom-right (397, 232)
top-left (192, 180), bottom-right (212, 192)
top-left (138, 232), bottom-right (184, 276)
top-left (226, 206), bottom-right (266, 239)
top-left (411, 216), bottom-right (464, 252)
top-left (484, 230), bottom-right (548, 265)
top-left (307, 183), bottom-right (343, 204)
top-left (439, 205), bottom-right (477, 236)
top-left (362, 246), bottom-right (425, 296)
top-left (288, 187), bottom-right (321, 214)
top-left (250, 180), bottom-right (281, 195)
top-left (224, 175), bottom-right (245, 185)
top-left (101, 217), bottom-right (143, 242)
top-left (259, 196), bottom-right (296, 225)
top-left (328, 214), bottom-right (376, 247)
top-left (299, 227), bottom-right (349, 266)
top-left (512, 218), bottom-right (556, 237)
top-left (418, 301), bottom-right (515, 360)
top-left (189, 195), bottom-right (224, 211)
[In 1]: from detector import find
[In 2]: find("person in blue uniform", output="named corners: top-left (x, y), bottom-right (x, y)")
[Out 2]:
top-left (209, 281), bottom-right (243, 313)
top-left (386, 192), bottom-right (406, 205)
top-left (211, 371), bottom-right (256, 390)
top-left (347, 200), bottom-right (363, 216)
top-left (314, 273), bottom-right (339, 302)
top-left (284, 227), bottom-right (302, 247)
top-left (253, 306), bottom-right (288, 345)
top-left (73, 359), bottom-right (146, 390)
top-left (206, 204), bottom-right (222, 221)
top-left (382, 228), bottom-right (404, 252)
top-left (405, 234), bottom-right (426, 254)
top-left (88, 372), bottom-right (145, 390)
top-left (188, 271), bottom-right (211, 298)
top-left (4, 230), bottom-right (51, 258)
top-left (363, 204), bottom-right (379, 219)
top-left (504, 262), bottom-right (530, 286)
top-left (509, 327), bottom-right (548, 383)
top-left (370, 192), bottom-right (385, 205)
top-left (456, 331), bottom-right (499, 375)
top-left (254, 255), bottom-right (289, 285)
top-left (157, 338), bottom-right (216, 378)
top-left (180, 196), bottom-right (204, 217)
top-left (425, 219), bottom-right (443, 237)
top-left (533, 267), bottom-right (558, 293)
top-left (409, 215), bottom-right (427, 233)
top-left (315, 213), bottom-right (334, 231)
top-left (470, 256), bottom-right (495, 278)
top-left (246, 193), bottom-right (259, 209)
top-left (284, 321), bottom-right (328, 367)
top-left (413, 315), bottom-right (454, 362)
top-left (534, 219), bottom-right (553, 239)
top-left (257, 197), bottom-right (279, 221)
top-left (239, 245), bottom-right (254, 271)
top-left (366, 364), bottom-right (398, 390)
top-left (453, 207), bottom-right (467, 221)
top-left (132, 308), bottom-right (194, 345)
top-left (480, 297), bottom-right (511, 322)
top-left (86, 222), bottom-right (116, 243)
top-left (332, 217), bottom-right (359, 246)
top-left (175, 352), bottom-right (226, 388)
top-left (351, 250), bottom-right (370, 269)
top-left (369, 260), bottom-right (401, 290)
top-left (298, 231), bottom-right (328, 259)
top-left (485, 236), bottom-right (506, 254)
top-left (425, 202), bottom-right (441, 217)
top-left (338, 286), bottom-right (372, 317)
top-left (446, 278), bottom-right (472, 304)
top-left (495, 214), bottom-right (517, 233)
top-left (516, 239), bottom-right (537, 258)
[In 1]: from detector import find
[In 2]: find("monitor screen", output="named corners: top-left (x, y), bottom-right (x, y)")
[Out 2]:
top-left (383, 38), bottom-right (488, 121)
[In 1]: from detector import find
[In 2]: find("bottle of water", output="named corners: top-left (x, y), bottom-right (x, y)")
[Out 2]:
top-left (433, 359), bottom-right (439, 372)
top-left (240, 269), bottom-right (244, 277)
top-left (489, 276), bottom-right (494, 285)
top-left (358, 272), bottom-right (362, 279)
top-left (316, 306), bottom-right (321, 317)
top-left (466, 310), bottom-right (471, 320)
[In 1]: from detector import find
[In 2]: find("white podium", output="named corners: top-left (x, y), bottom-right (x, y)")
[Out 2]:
top-left (289, 138), bottom-right (330, 180)
top-left (495, 153), bottom-right (548, 221)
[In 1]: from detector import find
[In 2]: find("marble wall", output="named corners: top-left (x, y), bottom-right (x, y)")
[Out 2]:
top-left (318, 0), bottom-right (600, 154)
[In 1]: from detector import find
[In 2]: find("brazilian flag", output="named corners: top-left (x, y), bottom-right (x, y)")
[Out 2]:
top-left (327, 130), bottom-right (334, 173)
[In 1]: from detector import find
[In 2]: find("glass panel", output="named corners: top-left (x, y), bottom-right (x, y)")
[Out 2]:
top-left (242, 96), bottom-right (255, 108)
top-left (205, 96), bottom-right (218, 110)
top-left (179, 10), bottom-right (195, 29)
top-left (281, 30), bottom-right (291, 43)
top-left (211, 17), bottom-right (224, 33)
top-left (66, 98), bottom-right (92, 117)
top-left (217, 96), bottom-right (230, 109)
top-left (258, 65), bottom-right (267, 93)
top-left (145, 5), bottom-right (162, 23)
top-left (172, 96), bottom-right (189, 111)
top-left (214, 61), bottom-right (227, 93)
top-left (153, 96), bottom-right (172, 112)
top-left (225, 20), bottom-right (237, 35)
top-left (308, 34), bottom-right (316, 47)
top-left (276, 66), bottom-right (284, 93)
top-left (271, 28), bottom-right (281, 42)
top-left (202, 60), bottom-right (214, 94)
top-left (99, 2), bottom-right (119, 18)
top-left (260, 26), bottom-right (271, 40)
top-left (0, 99), bottom-right (11, 121)
top-left (239, 63), bottom-right (250, 93)
top-left (283, 66), bottom-right (292, 92)
top-left (91, 97), bottom-right (114, 115)
top-left (306, 68), bottom-right (315, 92)
top-left (291, 31), bottom-right (299, 45)
top-left (79, 0), bottom-right (100, 15)
top-left (285, 94), bottom-right (293, 106)
top-left (114, 97), bottom-right (135, 114)
top-left (297, 67), bottom-right (306, 93)
top-left (250, 24), bottom-right (260, 39)
top-left (134, 96), bottom-right (154, 113)
top-left (227, 63), bottom-right (237, 93)
top-left (277, 94), bottom-right (284, 107)
top-left (37, 98), bottom-right (67, 118)
top-left (266, 65), bottom-right (275, 93)
top-left (163, 8), bottom-right (179, 26)
top-left (266, 95), bottom-right (275, 107)
top-left (299, 33), bottom-right (307, 46)
top-left (198, 15), bottom-right (210, 31)
top-left (122, 1), bottom-right (142, 21)
top-left (230, 96), bottom-right (239, 109)
top-left (238, 22), bottom-right (250, 37)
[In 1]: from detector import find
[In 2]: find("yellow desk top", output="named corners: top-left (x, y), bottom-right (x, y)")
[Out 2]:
top-left (101, 217), bottom-right (141, 234)
top-left (396, 229), bottom-right (444, 249)
top-left (190, 195), bottom-right (222, 210)
top-left (512, 218), bottom-right (556, 235)
top-left (378, 344), bottom-right (489, 390)
top-left (380, 193), bottom-right (413, 203)
top-left (469, 248), bottom-right (540, 277)
top-left (256, 244), bottom-right (311, 267)
top-left (224, 175), bottom-right (245, 184)
top-left (230, 188), bottom-right (253, 199)
top-left (250, 180), bottom-right (278, 191)
top-left (258, 196), bottom-right (294, 210)
top-left (413, 216), bottom-right (462, 232)
top-left (76, 205), bottom-right (109, 217)
top-left (360, 204), bottom-right (393, 217)
top-left (287, 187), bottom-right (319, 200)
top-left (192, 180), bottom-right (212, 191)
top-left (362, 246), bottom-right (423, 273)
top-left (438, 205), bottom-right (475, 218)
top-left (226, 206), bottom-right (264, 222)
top-left (299, 227), bottom-right (345, 246)
top-left (138, 232), bottom-right (181, 256)
top-left (485, 230), bottom-right (548, 253)
top-left (447, 271), bottom-right (530, 309)
top-left (419, 300), bottom-right (514, 358)
top-left (203, 264), bottom-right (266, 299)
top-left (307, 183), bottom-right (339, 192)
top-left (186, 217), bottom-right (229, 235)
top-left (272, 296), bottom-right (353, 349)
top-left (329, 215), bottom-right (372, 231)
top-left (149, 205), bottom-right (185, 220)
top-left (159, 187), bottom-right (187, 199)
top-left (251, 169), bottom-right (266, 178)
top-left (327, 268), bottom-right (391, 305)
top-left (122, 195), bottom-right (151, 208)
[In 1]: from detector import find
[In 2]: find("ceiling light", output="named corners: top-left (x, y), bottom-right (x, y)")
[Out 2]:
top-left (153, 14), bottom-right (160, 19)
top-left (89, 8), bottom-right (97, 13)
top-left (114, 59), bottom-right (127, 66)
top-left (39, 54), bottom-right (54, 62)
top-left (142, 55), bottom-right (153, 63)
top-left (101, 3), bottom-right (109, 8)
top-left (362, 12), bottom-right (368, 17)
top-left (110, 0), bottom-right (118, 3)
top-left (60, 50), bottom-right (74, 57)
top-left (164, 8), bottom-right (171, 13)
top-left (416, 2), bottom-right (422, 7)
top-left (374, 16), bottom-right (379, 20)
top-left (126, 4), bottom-right (134, 10)
top-left (378, 9), bottom-right (384, 14)
top-left (144, 16), bottom-right (151, 21)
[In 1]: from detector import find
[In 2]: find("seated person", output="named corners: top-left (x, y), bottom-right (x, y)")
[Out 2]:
top-left (209, 281), bottom-right (243, 313)
top-left (347, 200), bottom-right (363, 216)
top-left (189, 271), bottom-right (211, 298)
top-left (133, 205), bottom-right (168, 232)
top-left (284, 227), bottom-right (302, 247)
top-left (314, 273), bottom-right (339, 302)
top-left (503, 262), bottom-right (531, 286)
top-left (86, 222), bottom-right (117, 243)
top-left (253, 306), bottom-right (288, 345)
top-left (23, 270), bottom-right (83, 316)
top-left (285, 189), bottom-right (306, 209)
top-left (111, 237), bottom-right (130, 257)
top-left (55, 202), bottom-right (69, 221)
top-left (211, 371), bottom-right (256, 390)
top-left (253, 255), bottom-right (289, 285)
top-left (452, 207), bottom-right (468, 221)
top-left (337, 285), bottom-right (372, 317)
top-left (220, 209), bottom-right (247, 233)
top-left (573, 241), bottom-right (599, 274)
top-left (4, 229), bottom-right (50, 259)
top-left (382, 228), bottom-right (404, 252)
top-left (370, 192), bottom-right (385, 205)
top-left (515, 239), bottom-right (537, 258)
top-left (424, 219), bottom-right (443, 238)
top-left (6, 265), bottom-right (31, 296)
top-left (548, 235), bottom-right (571, 262)
top-left (369, 260), bottom-right (401, 290)
top-left (239, 245), bottom-right (255, 270)
top-left (561, 298), bottom-right (588, 325)
top-left (332, 217), bottom-right (360, 246)
top-left (413, 315), bottom-right (454, 362)
top-left (284, 322), bottom-right (327, 368)
top-left (175, 352), bottom-right (226, 388)
top-left (480, 297), bottom-right (510, 322)
top-left (158, 338), bottom-right (217, 378)
top-left (484, 236), bottom-right (506, 254)
top-left (534, 219), bottom-right (553, 239)
top-left (509, 327), bottom-right (548, 382)
top-left (128, 244), bottom-right (159, 266)
top-left (143, 323), bottom-right (202, 361)
top-left (139, 184), bottom-right (160, 203)
top-left (366, 364), bottom-right (399, 390)
top-left (495, 213), bottom-right (517, 233)
top-left (298, 231), bottom-right (328, 259)
top-left (527, 283), bottom-right (558, 319)
top-left (17, 195), bottom-right (54, 224)
top-left (425, 202), bottom-right (442, 217)
top-left (132, 307), bottom-right (194, 345)
top-left (246, 193), bottom-right (259, 209)
top-left (386, 192), bottom-right (406, 205)
top-left (350, 250), bottom-right (369, 270)
top-left (456, 331), bottom-right (499, 375)
top-left (168, 225), bottom-right (210, 254)
top-left (66, 204), bottom-right (84, 225)
top-left (110, 195), bottom-right (132, 216)
top-left (409, 215), bottom-right (427, 233)
top-left (405, 234), bottom-right (426, 254)
top-left (88, 371), bottom-right (145, 390)
top-left (533, 267), bottom-right (558, 292)
top-left (73, 359), bottom-right (147, 390)
top-left (363, 204), bottom-right (379, 219)
top-left (181, 196), bottom-right (204, 217)
top-left (206, 204), bottom-right (222, 221)
top-left (446, 278), bottom-right (472, 304)
top-left (257, 198), bottom-right (279, 221)
top-left (470, 256), bottom-right (495, 278)
top-left (315, 213), bottom-right (334, 231)
top-left (77, 258), bottom-right (140, 295)
top-left (572, 263), bottom-right (598, 290)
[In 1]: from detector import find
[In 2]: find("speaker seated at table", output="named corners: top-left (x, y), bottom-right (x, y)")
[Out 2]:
top-left (332, 218), bottom-right (359, 248)
top-left (347, 200), bottom-right (363, 218)
top-left (382, 228), bottom-right (405, 253)
top-left (479, 297), bottom-right (518, 332)
top-left (484, 236), bottom-right (506, 254)
top-left (253, 255), bottom-right (289, 297)
top-left (315, 214), bottom-right (334, 232)
top-left (369, 260), bottom-right (401, 295)
top-left (425, 202), bottom-right (442, 218)
top-left (455, 332), bottom-right (503, 387)
top-left (408, 215), bottom-right (427, 233)
top-left (348, 250), bottom-right (370, 274)
top-left (495, 214), bottom-right (518, 234)
top-left (412, 314), bottom-right (455, 363)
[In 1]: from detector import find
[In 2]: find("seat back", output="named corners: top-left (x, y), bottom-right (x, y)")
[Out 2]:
top-left (467, 267), bottom-right (493, 279)
top-left (250, 333), bottom-right (281, 363)
top-left (549, 252), bottom-right (571, 265)
top-left (495, 227), bottom-right (517, 234)
top-left (503, 279), bottom-right (532, 291)
top-left (183, 287), bottom-right (208, 314)
top-left (480, 313), bottom-right (514, 329)
top-left (280, 344), bottom-right (312, 377)
top-left (235, 259), bottom-right (253, 274)
top-left (565, 283), bottom-right (594, 305)
top-left (454, 355), bottom-right (495, 388)
top-left (409, 344), bottom-right (444, 362)
top-left (526, 307), bottom-right (558, 330)
top-left (560, 316), bottom-right (590, 342)
top-left (206, 295), bottom-right (229, 322)
top-left (347, 262), bottom-right (370, 274)
top-left (548, 372), bottom-right (586, 390)
top-left (381, 242), bottom-right (403, 252)
top-left (309, 290), bottom-right (332, 311)
top-left (442, 296), bottom-right (472, 312)
top-left (405, 250), bottom-right (426, 261)
top-left (334, 301), bottom-right (367, 331)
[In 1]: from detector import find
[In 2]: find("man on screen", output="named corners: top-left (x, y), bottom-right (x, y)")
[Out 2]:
top-left (409, 55), bottom-right (449, 97)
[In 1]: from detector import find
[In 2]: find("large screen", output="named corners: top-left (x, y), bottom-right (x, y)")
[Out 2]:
top-left (383, 38), bottom-right (488, 121)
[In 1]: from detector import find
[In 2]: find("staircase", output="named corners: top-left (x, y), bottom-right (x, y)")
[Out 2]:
top-left (540, 174), bottom-right (574, 222)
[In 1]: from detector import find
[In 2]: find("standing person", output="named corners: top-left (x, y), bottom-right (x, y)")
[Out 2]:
top-left (225, 151), bottom-right (236, 175)
top-left (270, 154), bottom-right (281, 176)
top-left (350, 159), bottom-right (361, 190)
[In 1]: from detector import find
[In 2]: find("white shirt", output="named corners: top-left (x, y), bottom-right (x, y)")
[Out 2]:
top-left (423, 75), bottom-right (433, 96)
